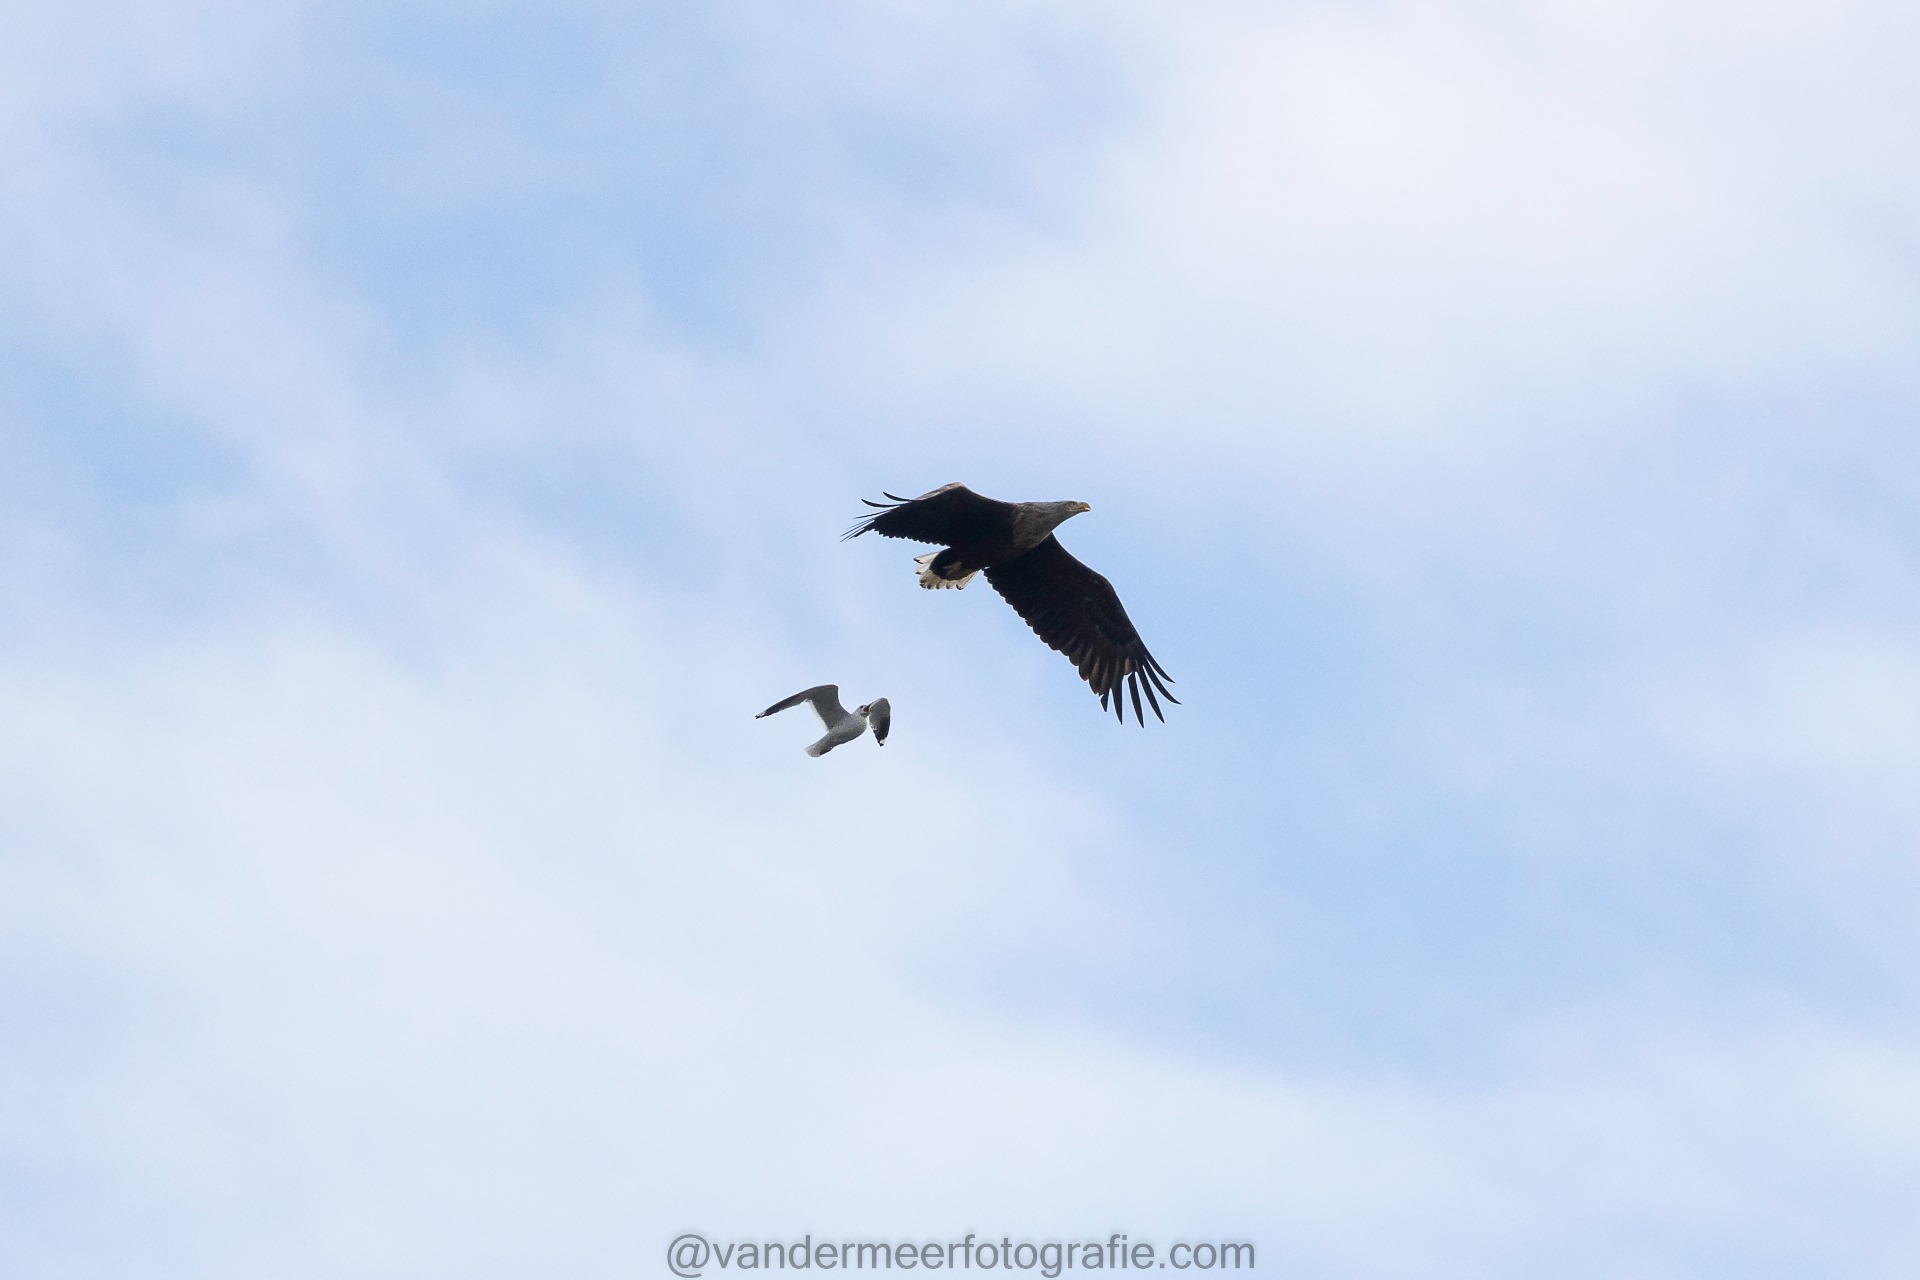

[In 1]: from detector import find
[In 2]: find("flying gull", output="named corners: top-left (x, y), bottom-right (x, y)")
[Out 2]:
top-left (756, 685), bottom-right (891, 756)
top-left (845, 482), bottom-right (1175, 725)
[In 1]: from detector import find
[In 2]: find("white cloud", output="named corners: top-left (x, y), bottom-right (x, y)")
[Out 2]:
top-left (795, 0), bottom-right (1920, 530)
top-left (7, 605), bottom-right (1917, 1275)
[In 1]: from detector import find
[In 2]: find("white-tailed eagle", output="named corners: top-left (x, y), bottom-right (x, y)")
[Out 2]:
top-left (845, 483), bottom-right (1175, 725)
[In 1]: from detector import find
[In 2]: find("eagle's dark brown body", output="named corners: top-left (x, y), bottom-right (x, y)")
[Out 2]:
top-left (846, 483), bottom-right (1176, 725)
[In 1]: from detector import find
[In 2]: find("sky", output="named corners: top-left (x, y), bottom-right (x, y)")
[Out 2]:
top-left (4, 0), bottom-right (1920, 1275)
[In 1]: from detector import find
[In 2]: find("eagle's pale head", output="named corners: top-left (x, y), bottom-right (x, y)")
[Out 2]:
top-left (1041, 499), bottom-right (1092, 528)
top-left (1011, 499), bottom-right (1094, 550)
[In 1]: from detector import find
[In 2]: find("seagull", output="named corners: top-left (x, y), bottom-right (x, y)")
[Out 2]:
top-left (844, 482), bottom-right (1175, 725)
top-left (756, 685), bottom-right (892, 756)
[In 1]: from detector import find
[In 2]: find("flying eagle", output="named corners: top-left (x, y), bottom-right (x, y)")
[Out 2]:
top-left (845, 483), bottom-right (1176, 725)
top-left (756, 685), bottom-right (891, 756)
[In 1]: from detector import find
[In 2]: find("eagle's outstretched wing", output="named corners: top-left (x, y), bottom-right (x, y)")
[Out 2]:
top-left (985, 536), bottom-right (1176, 725)
top-left (843, 483), bottom-right (1014, 545)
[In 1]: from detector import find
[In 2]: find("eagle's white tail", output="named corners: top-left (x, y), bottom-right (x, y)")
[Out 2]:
top-left (915, 552), bottom-right (977, 590)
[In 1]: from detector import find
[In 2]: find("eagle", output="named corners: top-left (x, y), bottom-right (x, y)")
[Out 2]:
top-left (845, 483), bottom-right (1176, 725)
top-left (756, 685), bottom-right (891, 756)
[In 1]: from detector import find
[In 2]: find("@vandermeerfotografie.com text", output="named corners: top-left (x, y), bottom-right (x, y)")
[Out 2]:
top-left (667, 1234), bottom-right (1255, 1278)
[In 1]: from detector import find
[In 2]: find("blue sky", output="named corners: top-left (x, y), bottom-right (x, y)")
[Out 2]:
top-left (5, 0), bottom-right (1920, 1275)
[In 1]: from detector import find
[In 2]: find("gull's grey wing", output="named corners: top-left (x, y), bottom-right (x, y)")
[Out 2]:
top-left (864, 697), bottom-right (891, 746)
top-left (756, 684), bottom-right (848, 730)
